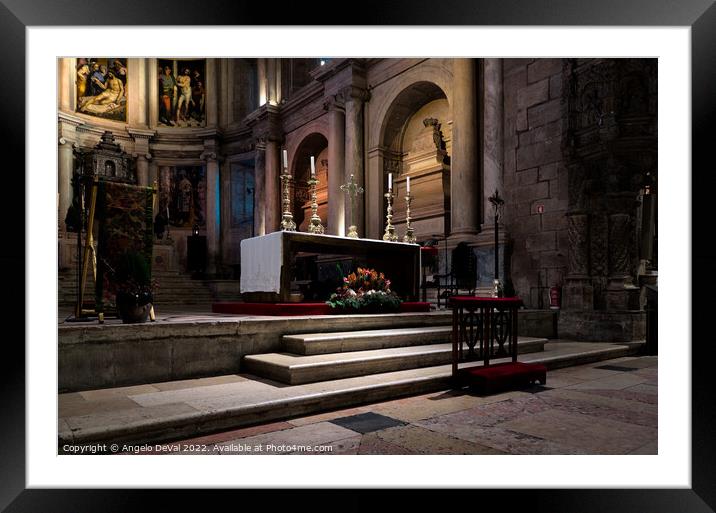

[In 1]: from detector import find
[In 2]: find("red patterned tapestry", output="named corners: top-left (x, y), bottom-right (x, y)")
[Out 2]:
top-left (95, 181), bottom-right (154, 312)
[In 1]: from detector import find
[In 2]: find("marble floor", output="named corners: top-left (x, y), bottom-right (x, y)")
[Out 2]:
top-left (144, 355), bottom-right (657, 455)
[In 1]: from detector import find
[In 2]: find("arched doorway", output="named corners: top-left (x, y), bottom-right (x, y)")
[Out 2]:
top-left (380, 81), bottom-right (451, 241)
top-left (291, 133), bottom-right (329, 232)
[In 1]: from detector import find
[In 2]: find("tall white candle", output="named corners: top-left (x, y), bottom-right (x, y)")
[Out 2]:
top-left (166, 206), bottom-right (169, 218)
top-left (310, 156), bottom-right (315, 176)
top-left (388, 173), bottom-right (392, 191)
top-left (282, 149), bottom-right (288, 170)
top-left (406, 176), bottom-right (410, 193)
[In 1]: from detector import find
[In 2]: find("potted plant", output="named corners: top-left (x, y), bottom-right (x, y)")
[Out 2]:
top-left (111, 250), bottom-right (155, 323)
top-left (326, 267), bottom-right (402, 314)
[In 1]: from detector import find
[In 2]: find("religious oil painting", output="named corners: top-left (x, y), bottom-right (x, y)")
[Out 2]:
top-left (58, 58), bottom-right (658, 457)
top-left (230, 162), bottom-right (255, 229)
top-left (162, 165), bottom-right (206, 228)
top-left (157, 58), bottom-right (206, 127)
top-left (75, 57), bottom-right (127, 121)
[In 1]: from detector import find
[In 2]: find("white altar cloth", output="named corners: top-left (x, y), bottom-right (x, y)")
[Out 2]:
top-left (240, 231), bottom-right (284, 294)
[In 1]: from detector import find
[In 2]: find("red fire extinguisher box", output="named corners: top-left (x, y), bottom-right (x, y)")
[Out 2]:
top-left (549, 286), bottom-right (562, 310)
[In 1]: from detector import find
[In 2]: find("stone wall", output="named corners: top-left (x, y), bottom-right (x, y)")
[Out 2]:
top-left (503, 59), bottom-right (569, 309)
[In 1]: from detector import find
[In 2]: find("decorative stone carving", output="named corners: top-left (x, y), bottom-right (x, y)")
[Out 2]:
top-left (76, 130), bottom-right (135, 184)
top-left (341, 85), bottom-right (371, 104)
top-left (561, 58), bottom-right (656, 314)
top-left (383, 156), bottom-right (401, 178)
top-left (608, 213), bottom-right (632, 278)
top-left (322, 93), bottom-right (345, 113)
top-left (587, 213), bottom-right (606, 276)
top-left (566, 213), bottom-right (589, 277)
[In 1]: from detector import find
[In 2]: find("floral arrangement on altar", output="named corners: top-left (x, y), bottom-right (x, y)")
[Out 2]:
top-left (326, 267), bottom-right (402, 312)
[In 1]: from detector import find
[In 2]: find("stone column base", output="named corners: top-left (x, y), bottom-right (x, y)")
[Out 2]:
top-left (58, 232), bottom-right (77, 271)
top-left (605, 279), bottom-right (641, 311)
top-left (558, 310), bottom-right (646, 342)
top-left (563, 278), bottom-right (594, 311)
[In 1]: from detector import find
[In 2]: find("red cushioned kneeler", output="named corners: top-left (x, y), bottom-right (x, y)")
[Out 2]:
top-left (457, 361), bottom-right (547, 394)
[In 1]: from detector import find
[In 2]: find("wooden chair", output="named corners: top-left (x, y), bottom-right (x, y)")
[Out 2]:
top-left (435, 242), bottom-right (477, 309)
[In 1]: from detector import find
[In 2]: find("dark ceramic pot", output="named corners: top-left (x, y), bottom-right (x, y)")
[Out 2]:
top-left (116, 291), bottom-right (152, 323)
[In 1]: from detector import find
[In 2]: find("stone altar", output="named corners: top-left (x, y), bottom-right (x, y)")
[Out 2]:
top-left (240, 231), bottom-right (420, 302)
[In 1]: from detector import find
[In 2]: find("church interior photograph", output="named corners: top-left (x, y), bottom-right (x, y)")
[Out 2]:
top-left (57, 57), bottom-right (658, 455)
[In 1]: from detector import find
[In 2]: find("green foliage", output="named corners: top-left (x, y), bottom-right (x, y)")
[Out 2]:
top-left (116, 250), bottom-right (151, 286)
top-left (108, 250), bottom-right (155, 303)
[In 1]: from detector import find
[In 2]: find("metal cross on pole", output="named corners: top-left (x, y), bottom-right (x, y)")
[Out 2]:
top-left (340, 173), bottom-right (364, 238)
top-left (488, 189), bottom-right (505, 297)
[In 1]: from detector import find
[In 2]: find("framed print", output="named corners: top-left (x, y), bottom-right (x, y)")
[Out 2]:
top-left (6, 0), bottom-right (716, 510)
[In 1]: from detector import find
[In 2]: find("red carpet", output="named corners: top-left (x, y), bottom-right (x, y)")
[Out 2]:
top-left (212, 301), bottom-right (431, 316)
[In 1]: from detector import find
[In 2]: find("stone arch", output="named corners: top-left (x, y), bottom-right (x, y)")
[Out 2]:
top-left (284, 117), bottom-right (329, 172)
top-left (367, 60), bottom-right (453, 150)
top-left (371, 76), bottom-right (452, 241)
top-left (364, 60), bottom-right (453, 238)
top-left (290, 131), bottom-right (328, 231)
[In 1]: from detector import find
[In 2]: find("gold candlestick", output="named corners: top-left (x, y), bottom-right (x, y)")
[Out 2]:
top-left (403, 191), bottom-right (416, 243)
top-left (383, 190), bottom-right (397, 241)
top-left (280, 171), bottom-right (296, 231)
top-left (307, 175), bottom-right (324, 234)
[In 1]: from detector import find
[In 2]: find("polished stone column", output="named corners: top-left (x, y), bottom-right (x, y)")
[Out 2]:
top-left (148, 159), bottom-right (158, 190)
top-left (148, 58), bottom-right (159, 127)
top-left (127, 59), bottom-right (144, 126)
top-left (344, 87), bottom-right (368, 237)
top-left (264, 139), bottom-right (281, 233)
top-left (58, 58), bottom-right (73, 112)
top-left (482, 59), bottom-right (504, 229)
top-left (451, 58), bottom-right (479, 236)
top-left (254, 140), bottom-right (267, 236)
top-left (219, 59), bottom-right (230, 126)
top-left (267, 59), bottom-right (280, 105)
top-left (204, 153), bottom-right (220, 274)
top-left (258, 59), bottom-right (268, 106)
top-left (135, 58), bottom-right (147, 126)
top-left (206, 59), bottom-right (218, 126)
top-left (58, 137), bottom-right (74, 231)
top-left (325, 95), bottom-right (346, 236)
top-left (220, 159), bottom-right (232, 264)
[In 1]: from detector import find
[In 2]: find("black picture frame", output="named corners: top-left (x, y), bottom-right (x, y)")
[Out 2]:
top-left (4, 0), bottom-right (714, 511)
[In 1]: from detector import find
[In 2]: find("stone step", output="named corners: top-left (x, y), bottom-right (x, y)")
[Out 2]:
top-left (58, 266), bottom-right (216, 307)
top-left (283, 326), bottom-right (453, 355)
top-left (244, 338), bottom-right (547, 385)
top-left (57, 340), bottom-right (644, 446)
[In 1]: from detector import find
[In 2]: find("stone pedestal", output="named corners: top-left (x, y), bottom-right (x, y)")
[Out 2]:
top-left (558, 310), bottom-right (646, 342)
top-left (152, 241), bottom-right (178, 271)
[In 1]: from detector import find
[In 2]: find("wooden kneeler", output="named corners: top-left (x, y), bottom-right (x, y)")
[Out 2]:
top-left (450, 296), bottom-right (547, 394)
